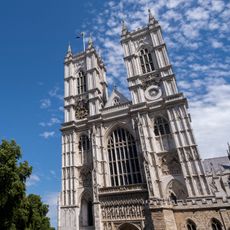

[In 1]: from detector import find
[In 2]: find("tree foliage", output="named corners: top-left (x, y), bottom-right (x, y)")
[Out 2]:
top-left (0, 140), bottom-right (54, 230)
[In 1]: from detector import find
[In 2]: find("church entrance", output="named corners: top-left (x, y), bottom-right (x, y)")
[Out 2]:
top-left (118, 223), bottom-right (140, 230)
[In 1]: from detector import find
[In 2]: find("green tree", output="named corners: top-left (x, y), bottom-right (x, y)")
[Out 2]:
top-left (0, 140), bottom-right (54, 230)
top-left (13, 194), bottom-right (54, 230)
top-left (0, 140), bottom-right (32, 229)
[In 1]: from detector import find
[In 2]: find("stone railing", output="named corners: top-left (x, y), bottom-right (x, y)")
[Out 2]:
top-left (102, 102), bottom-right (131, 113)
top-left (99, 183), bottom-right (147, 195)
top-left (164, 93), bottom-right (184, 103)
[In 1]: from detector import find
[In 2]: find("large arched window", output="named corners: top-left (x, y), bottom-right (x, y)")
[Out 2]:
top-left (211, 218), bottom-right (222, 230)
top-left (77, 71), bottom-right (87, 94)
top-left (107, 128), bottom-right (142, 186)
top-left (154, 117), bottom-right (170, 136)
top-left (187, 219), bottom-right (196, 230)
top-left (79, 135), bottom-right (90, 164)
top-left (139, 48), bottom-right (155, 74)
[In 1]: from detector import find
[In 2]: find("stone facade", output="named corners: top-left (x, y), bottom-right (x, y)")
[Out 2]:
top-left (58, 11), bottom-right (230, 230)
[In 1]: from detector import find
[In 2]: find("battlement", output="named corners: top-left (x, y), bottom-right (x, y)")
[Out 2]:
top-left (149, 196), bottom-right (230, 210)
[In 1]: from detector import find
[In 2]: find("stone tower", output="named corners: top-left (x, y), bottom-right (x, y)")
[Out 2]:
top-left (58, 11), bottom-right (230, 230)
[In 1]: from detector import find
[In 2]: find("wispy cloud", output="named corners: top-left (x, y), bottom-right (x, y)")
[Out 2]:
top-left (82, 0), bottom-right (230, 158)
top-left (50, 170), bottom-right (56, 176)
top-left (58, 106), bottom-right (64, 112)
top-left (26, 174), bottom-right (40, 187)
top-left (39, 85), bottom-right (63, 139)
top-left (40, 99), bottom-right (51, 109)
top-left (39, 117), bottom-right (61, 127)
top-left (49, 86), bottom-right (63, 101)
top-left (40, 131), bottom-right (55, 139)
top-left (43, 192), bottom-right (59, 228)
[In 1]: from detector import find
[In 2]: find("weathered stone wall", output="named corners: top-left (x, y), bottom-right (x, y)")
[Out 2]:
top-left (174, 209), bottom-right (230, 230)
top-left (150, 198), bottom-right (230, 230)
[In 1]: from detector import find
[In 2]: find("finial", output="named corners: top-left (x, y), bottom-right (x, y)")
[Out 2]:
top-left (121, 19), bottom-right (128, 36)
top-left (148, 8), bottom-right (156, 25)
top-left (65, 42), bottom-right (72, 58)
top-left (88, 33), bottom-right (93, 48)
top-left (113, 84), bottom-right (117, 90)
top-left (227, 143), bottom-right (230, 160)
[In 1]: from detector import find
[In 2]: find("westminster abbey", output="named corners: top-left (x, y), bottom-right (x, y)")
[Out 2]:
top-left (58, 11), bottom-right (230, 230)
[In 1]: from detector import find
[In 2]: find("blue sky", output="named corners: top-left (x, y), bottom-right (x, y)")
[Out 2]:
top-left (0, 0), bottom-right (230, 228)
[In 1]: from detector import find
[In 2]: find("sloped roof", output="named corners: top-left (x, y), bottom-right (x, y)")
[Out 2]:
top-left (104, 89), bottom-right (129, 108)
top-left (203, 156), bottom-right (230, 174)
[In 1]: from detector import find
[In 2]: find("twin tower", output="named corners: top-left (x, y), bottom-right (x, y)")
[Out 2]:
top-left (58, 11), bottom-right (230, 230)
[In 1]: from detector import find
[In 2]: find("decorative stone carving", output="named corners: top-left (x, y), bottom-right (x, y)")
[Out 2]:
top-left (75, 97), bottom-right (88, 119)
top-left (93, 168), bottom-right (99, 201)
top-left (101, 203), bottom-right (144, 220)
top-left (144, 85), bottom-right (162, 101)
top-left (160, 154), bottom-right (182, 175)
top-left (75, 61), bottom-right (84, 72)
top-left (167, 179), bottom-right (188, 200)
top-left (144, 161), bottom-right (154, 196)
top-left (79, 167), bottom-right (92, 187)
top-left (209, 176), bottom-right (218, 193)
top-left (141, 74), bottom-right (161, 90)
top-left (137, 36), bottom-right (150, 50)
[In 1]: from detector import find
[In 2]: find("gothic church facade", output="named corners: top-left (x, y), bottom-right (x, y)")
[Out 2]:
top-left (58, 11), bottom-right (230, 230)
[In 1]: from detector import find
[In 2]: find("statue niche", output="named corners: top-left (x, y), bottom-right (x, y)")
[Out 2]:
top-left (167, 179), bottom-right (188, 200)
top-left (161, 154), bottom-right (182, 176)
top-left (79, 167), bottom-right (92, 187)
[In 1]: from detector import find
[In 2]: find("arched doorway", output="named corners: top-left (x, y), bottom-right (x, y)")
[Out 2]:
top-left (118, 223), bottom-right (140, 230)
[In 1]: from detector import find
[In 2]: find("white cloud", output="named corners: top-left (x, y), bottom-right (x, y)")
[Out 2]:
top-left (50, 170), bottom-right (56, 177)
top-left (40, 117), bottom-right (60, 127)
top-left (26, 174), bottom-right (40, 187)
top-left (186, 7), bottom-right (209, 21)
top-left (83, 0), bottom-right (230, 159)
top-left (40, 99), bottom-right (51, 109)
top-left (49, 86), bottom-right (63, 101)
top-left (43, 192), bottom-right (59, 228)
top-left (40, 131), bottom-right (55, 139)
top-left (190, 81), bottom-right (230, 158)
top-left (58, 106), bottom-right (64, 112)
top-left (210, 39), bottom-right (223, 48)
top-left (211, 0), bottom-right (225, 12)
top-left (166, 0), bottom-right (187, 9)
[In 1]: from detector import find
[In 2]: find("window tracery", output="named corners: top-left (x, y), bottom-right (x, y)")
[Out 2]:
top-left (79, 135), bottom-right (90, 164)
top-left (112, 97), bottom-right (120, 106)
top-left (211, 218), bottom-right (222, 230)
top-left (107, 128), bottom-right (142, 186)
top-left (154, 117), bottom-right (170, 136)
top-left (139, 48), bottom-right (155, 74)
top-left (77, 71), bottom-right (87, 94)
top-left (186, 219), bottom-right (196, 230)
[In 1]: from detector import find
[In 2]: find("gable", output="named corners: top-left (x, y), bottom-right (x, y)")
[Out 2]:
top-left (104, 89), bottom-right (129, 108)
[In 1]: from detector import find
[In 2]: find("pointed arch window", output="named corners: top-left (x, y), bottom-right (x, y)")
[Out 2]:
top-left (77, 71), bottom-right (87, 94)
top-left (154, 117), bottom-right (170, 136)
top-left (107, 128), bottom-right (142, 186)
top-left (211, 218), bottom-right (222, 230)
top-left (187, 219), bottom-right (196, 230)
top-left (79, 135), bottom-right (90, 164)
top-left (139, 48), bottom-right (155, 74)
top-left (112, 97), bottom-right (120, 106)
